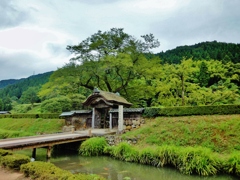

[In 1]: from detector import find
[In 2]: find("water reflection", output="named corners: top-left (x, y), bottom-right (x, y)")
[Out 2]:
top-left (51, 155), bottom-right (237, 180)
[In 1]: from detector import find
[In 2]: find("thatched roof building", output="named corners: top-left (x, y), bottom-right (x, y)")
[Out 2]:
top-left (82, 88), bottom-right (132, 108)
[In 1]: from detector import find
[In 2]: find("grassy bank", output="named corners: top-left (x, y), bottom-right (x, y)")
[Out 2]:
top-left (122, 115), bottom-right (240, 153)
top-left (79, 115), bottom-right (240, 176)
top-left (80, 137), bottom-right (240, 177)
top-left (0, 118), bottom-right (64, 138)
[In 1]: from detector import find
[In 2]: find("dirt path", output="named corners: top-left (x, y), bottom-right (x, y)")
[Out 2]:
top-left (0, 167), bottom-right (30, 180)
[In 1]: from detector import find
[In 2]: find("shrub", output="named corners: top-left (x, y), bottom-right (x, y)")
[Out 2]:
top-left (138, 147), bottom-right (159, 166)
top-left (12, 104), bottom-right (32, 113)
top-left (41, 96), bottom-right (72, 113)
top-left (1, 154), bottom-right (30, 170)
top-left (79, 137), bottom-right (108, 156)
top-left (144, 105), bottom-right (240, 117)
top-left (0, 113), bottom-right (60, 119)
top-left (176, 146), bottom-right (220, 176)
top-left (223, 151), bottom-right (240, 176)
top-left (0, 149), bottom-right (12, 157)
top-left (21, 161), bottom-right (73, 179)
top-left (111, 142), bottom-right (139, 162)
top-left (20, 161), bottom-right (105, 180)
top-left (155, 145), bottom-right (179, 167)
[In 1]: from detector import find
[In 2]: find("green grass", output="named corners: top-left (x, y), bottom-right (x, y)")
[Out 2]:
top-left (0, 118), bottom-right (64, 138)
top-left (121, 115), bottom-right (240, 153)
top-left (11, 103), bottom-right (42, 114)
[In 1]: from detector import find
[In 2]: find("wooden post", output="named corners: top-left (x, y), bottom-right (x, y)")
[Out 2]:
top-left (118, 105), bottom-right (123, 131)
top-left (46, 146), bottom-right (52, 162)
top-left (109, 111), bottom-right (112, 130)
top-left (32, 148), bottom-right (36, 159)
top-left (92, 107), bottom-right (95, 129)
top-left (88, 129), bottom-right (92, 136)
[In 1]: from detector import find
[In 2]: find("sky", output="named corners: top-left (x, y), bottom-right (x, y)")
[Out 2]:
top-left (0, 0), bottom-right (240, 80)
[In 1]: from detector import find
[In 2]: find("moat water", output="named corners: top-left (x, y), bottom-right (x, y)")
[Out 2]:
top-left (51, 154), bottom-right (238, 180)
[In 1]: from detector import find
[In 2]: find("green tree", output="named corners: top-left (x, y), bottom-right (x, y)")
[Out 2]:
top-left (68, 93), bottom-right (86, 110)
top-left (41, 28), bottom-right (161, 106)
top-left (20, 87), bottom-right (39, 109)
top-left (2, 97), bottom-right (12, 111)
top-left (198, 61), bottom-right (210, 87)
top-left (65, 29), bottom-right (161, 98)
top-left (169, 59), bottom-right (197, 106)
top-left (0, 98), bottom-right (3, 110)
top-left (40, 96), bottom-right (72, 113)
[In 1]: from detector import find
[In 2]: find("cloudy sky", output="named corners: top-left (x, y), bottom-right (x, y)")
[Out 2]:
top-left (0, 0), bottom-right (240, 80)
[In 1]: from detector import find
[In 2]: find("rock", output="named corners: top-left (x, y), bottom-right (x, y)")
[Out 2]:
top-left (126, 126), bottom-right (132, 130)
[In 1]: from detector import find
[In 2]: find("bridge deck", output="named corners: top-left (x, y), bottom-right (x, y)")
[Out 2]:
top-left (0, 129), bottom-right (116, 150)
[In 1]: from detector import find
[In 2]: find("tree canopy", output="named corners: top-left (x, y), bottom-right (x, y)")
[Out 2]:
top-left (59, 28), bottom-right (161, 106)
top-left (38, 29), bottom-right (240, 108)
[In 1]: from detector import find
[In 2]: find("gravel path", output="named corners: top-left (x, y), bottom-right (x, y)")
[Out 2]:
top-left (0, 167), bottom-right (30, 180)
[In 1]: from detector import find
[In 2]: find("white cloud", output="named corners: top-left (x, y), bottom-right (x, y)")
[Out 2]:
top-left (0, 0), bottom-right (240, 80)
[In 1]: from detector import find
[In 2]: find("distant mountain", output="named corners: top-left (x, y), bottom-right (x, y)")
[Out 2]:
top-left (0, 71), bottom-right (53, 99)
top-left (0, 78), bottom-right (26, 89)
top-left (156, 41), bottom-right (240, 64)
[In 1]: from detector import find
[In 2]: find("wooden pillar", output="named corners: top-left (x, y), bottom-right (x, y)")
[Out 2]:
top-left (118, 105), bottom-right (123, 131)
top-left (46, 146), bottom-right (52, 162)
top-left (92, 107), bottom-right (95, 129)
top-left (32, 148), bottom-right (36, 159)
top-left (109, 111), bottom-right (112, 130)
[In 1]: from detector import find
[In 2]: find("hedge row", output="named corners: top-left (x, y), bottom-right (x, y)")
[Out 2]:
top-left (0, 149), bottom-right (30, 170)
top-left (21, 161), bottom-right (105, 180)
top-left (144, 104), bottom-right (240, 117)
top-left (0, 113), bottom-right (60, 119)
top-left (1, 154), bottom-right (30, 170)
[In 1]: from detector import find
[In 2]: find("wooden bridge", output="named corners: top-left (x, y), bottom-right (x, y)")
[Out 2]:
top-left (0, 129), bottom-right (116, 161)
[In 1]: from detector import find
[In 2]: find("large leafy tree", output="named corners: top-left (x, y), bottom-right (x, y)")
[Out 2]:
top-left (165, 59), bottom-right (197, 106)
top-left (64, 28), bottom-right (161, 105)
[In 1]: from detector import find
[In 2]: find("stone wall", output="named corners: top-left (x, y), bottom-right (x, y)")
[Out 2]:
top-left (105, 135), bottom-right (138, 146)
top-left (122, 118), bottom-right (145, 133)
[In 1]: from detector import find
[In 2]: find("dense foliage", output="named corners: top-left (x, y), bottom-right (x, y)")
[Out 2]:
top-left (144, 105), bottom-right (240, 117)
top-left (0, 79), bottom-right (20, 89)
top-left (0, 72), bottom-right (52, 111)
top-left (157, 41), bottom-right (240, 64)
top-left (38, 29), bottom-right (240, 108)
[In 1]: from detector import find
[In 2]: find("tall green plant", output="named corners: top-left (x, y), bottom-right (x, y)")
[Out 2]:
top-left (113, 142), bottom-right (139, 162)
top-left (79, 137), bottom-right (108, 156)
top-left (224, 151), bottom-right (240, 176)
top-left (177, 147), bottom-right (220, 176)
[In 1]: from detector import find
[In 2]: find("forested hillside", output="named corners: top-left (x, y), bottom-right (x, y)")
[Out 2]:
top-left (157, 41), bottom-right (240, 64)
top-left (0, 71), bottom-right (53, 111)
top-left (0, 79), bottom-right (25, 89)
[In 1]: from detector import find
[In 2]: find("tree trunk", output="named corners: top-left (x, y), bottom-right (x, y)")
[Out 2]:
top-left (181, 75), bottom-right (185, 106)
